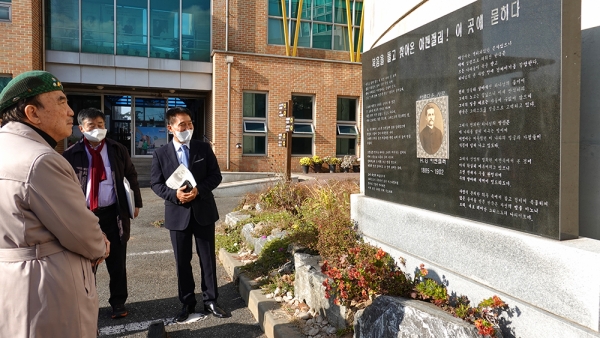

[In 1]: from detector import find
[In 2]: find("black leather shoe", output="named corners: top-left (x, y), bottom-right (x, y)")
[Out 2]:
top-left (203, 302), bottom-right (230, 318)
top-left (111, 304), bottom-right (128, 319)
top-left (175, 304), bottom-right (196, 322)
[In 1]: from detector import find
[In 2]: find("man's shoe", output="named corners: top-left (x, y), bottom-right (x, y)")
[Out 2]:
top-left (175, 304), bottom-right (196, 322)
top-left (203, 302), bottom-right (230, 318)
top-left (111, 304), bottom-right (128, 319)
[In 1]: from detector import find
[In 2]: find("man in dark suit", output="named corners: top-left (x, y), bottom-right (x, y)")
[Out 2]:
top-left (150, 107), bottom-right (228, 322)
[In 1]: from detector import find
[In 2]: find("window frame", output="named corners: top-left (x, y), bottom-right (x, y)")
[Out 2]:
top-left (267, 0), bottom-right (363, 52)
top-left (243, 121), bottom-right (267, 133)
top-left (336, 96), bottom-right (359, 156)
top-left (293, 122), bottom-right (314, 134)
top-left (337, 124), bottom-right (358, 135)
top-left (291, 94), bottom-right (315, 156)
top-left (242, 91), bottom-right (268, 156)
top-left (0, 74), bottom-right (12, 93)
top-left (0, 2), bottom-right (11, 23)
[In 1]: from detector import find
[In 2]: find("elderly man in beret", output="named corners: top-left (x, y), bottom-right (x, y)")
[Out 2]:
top-left (0, 70), bottom-right (110, 337)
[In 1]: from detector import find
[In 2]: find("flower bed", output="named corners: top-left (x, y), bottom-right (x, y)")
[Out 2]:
top-left (217, 179), bottom-right (510, 337)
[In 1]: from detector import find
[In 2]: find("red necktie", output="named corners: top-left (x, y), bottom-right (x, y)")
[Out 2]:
top-left (84, 139), bottom-right (107, 212)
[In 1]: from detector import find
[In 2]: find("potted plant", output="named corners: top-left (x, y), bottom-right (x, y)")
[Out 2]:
top-left (324, 156), bottom-right (341, 173)
top-left (311, 155), bottom-right (324, 173)
top-left (299, 157), bottom-right (312, 174)
top-left (352, 157), bottom-right (360, 173)
top-left (340, 155), bottom-right (356, 173)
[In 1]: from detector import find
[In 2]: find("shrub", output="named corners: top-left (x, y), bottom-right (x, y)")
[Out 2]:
top-left (215, 219), bottom-right (245, 253)
top-left (240, 237), bottom-right (292, 279)
top-left (295, 180), bottom-right (360, 260)
top-left (259, 180), bottom-right (310, 214)
top-left (322, 243), bottom-right (413, 307)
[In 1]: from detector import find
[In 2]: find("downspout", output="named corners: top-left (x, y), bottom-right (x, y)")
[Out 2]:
top-left (226, 57), bottom-right (232, 170)
top-left (225, 0), bottom-right (229, 51)
top-left (225, 0), bottom-right (230, 170)
top-left (41, 0), bottom-right (45, 70)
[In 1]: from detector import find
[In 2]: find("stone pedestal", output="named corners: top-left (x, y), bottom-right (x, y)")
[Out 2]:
top-left (352, 194), bottom-right (600, 337)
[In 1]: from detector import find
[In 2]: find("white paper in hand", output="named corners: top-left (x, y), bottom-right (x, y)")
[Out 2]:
top-left (123, 177), bottom-right (135, 219)
top-left (166, 164), bottom-right (197, 190)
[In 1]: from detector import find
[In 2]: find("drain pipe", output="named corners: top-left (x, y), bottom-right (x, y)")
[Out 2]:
top-left (41, 0), bottom-right (45, 70)
top-left (226, 55), bottom-right (234, 170)
top-left (225, 0), bottom-right (229, 52)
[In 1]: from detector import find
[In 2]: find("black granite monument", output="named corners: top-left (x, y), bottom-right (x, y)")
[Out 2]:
top-left (362, 0), bottom-right (580, 239)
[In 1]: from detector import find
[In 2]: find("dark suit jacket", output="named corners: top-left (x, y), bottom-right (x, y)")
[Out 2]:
top-left (150, 140), bottom-right (222, 230)
top-left (420, 125), bottom-right (443, 155)
top-left (62, 138), bottom-right (143, 243)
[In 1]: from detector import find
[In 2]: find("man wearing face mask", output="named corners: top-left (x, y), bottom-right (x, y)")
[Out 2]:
top-left (63, 107), bottom-right (143, 319)
top-left (150, 107), bottom-right (227, 322)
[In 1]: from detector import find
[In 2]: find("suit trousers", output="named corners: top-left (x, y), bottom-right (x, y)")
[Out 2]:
top-left (169, 211), bottom-right (218, 307)
top-left (94, 204), bottom-right (128, 308)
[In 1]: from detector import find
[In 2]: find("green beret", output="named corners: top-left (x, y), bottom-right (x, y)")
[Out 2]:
top-left (0, 70), bottom-right (64, 114)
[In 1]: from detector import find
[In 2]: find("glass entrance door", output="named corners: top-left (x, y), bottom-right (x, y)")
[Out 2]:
top-left (102, 95), bottom-right (204, 156)
top-left (105, 95), bottom-right (133, 151)
top-left (133, 97), bottom-right (168, 156)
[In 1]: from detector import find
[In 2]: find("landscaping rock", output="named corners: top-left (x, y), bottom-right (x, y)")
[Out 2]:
top-left (294, 253), bottom-right (348, 330)
top-left (354, 296), bottom-right (484, 338)
top-left (225, 211), bottom-right (251, 227)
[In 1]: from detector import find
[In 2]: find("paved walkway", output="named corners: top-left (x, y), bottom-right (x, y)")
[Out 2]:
top-left (95, 188), bottom-right (265, 338)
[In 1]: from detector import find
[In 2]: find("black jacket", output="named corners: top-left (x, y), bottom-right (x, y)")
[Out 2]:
top-left (150, 139), bottom-right (222, 230)
top-left (63, 137), bottom-right (143, 243)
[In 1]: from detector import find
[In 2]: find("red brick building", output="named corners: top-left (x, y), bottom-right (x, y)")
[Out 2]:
top-left (0, 0), bottom-right (363, 173)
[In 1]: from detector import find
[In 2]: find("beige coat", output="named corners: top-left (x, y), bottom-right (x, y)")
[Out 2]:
top-left (0, 122), bottom-right (106, 338)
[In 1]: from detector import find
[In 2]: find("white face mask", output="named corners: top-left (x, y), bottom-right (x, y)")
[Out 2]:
top-left (174, 129), bottom-right (194, 143)
top-left (82, 128), bottom-right (107, 143)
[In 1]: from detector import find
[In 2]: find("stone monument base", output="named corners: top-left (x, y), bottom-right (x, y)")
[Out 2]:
top-left (351, 194), bottom-right (600, 337)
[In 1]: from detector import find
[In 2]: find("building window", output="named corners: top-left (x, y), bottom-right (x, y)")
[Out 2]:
top-left (45, 0), bottom-right (211, 61)
top-left (182, 0), bottom-right (211, 62)
top-left (81, 0), bottom-right (114, 54)
top-left (268, 0), bottom-right (363, 53)
top-left (242, 92), bottom-right (267, 155)
top-left (149, 0), bottom-right (179, 59)
top-left (292, 95), bottom-right (314, 156)
top-left (336, 97), bottom-right (358, 155)
top-left (117, 0), bottom-right (148, 57)
top-left (46, 0), bottom-right (79, 52)
top-left (0, 0), bottom-right (11, 22)
top-left (0, 75), bottom-right (11, 93)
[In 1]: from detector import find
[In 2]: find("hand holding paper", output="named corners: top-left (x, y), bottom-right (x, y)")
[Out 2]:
top-left (166, 164), bottom-right (197, 190)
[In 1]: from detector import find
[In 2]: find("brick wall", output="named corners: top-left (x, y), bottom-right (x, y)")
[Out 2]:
top-left (0, 0), bottom-right (42, 80)
top-left (211, 0), bottom-right (363, 172)
top-left (0, 0), bottom-right (55, 149)
top-left (213, 52), bottom-right (362, 172)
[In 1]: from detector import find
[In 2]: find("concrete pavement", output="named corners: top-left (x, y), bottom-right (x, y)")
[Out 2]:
top-left (95, 187), bottom-right (266, 338)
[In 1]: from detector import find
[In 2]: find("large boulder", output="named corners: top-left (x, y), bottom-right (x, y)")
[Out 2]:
top-left (354, 296), bottom-right (484, 338)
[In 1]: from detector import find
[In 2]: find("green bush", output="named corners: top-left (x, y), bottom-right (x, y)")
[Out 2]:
top-left (259, 181), bottom-right (310, 214)
top-left (240, 237), bottom-right (292, 279)
top-left (215, 221), bottom-right (244, 253)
